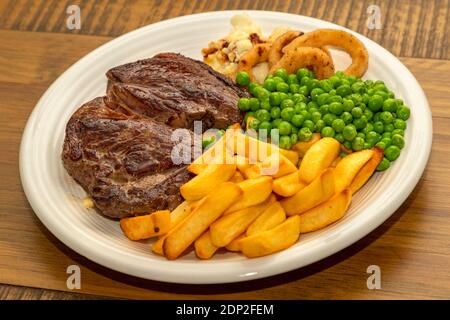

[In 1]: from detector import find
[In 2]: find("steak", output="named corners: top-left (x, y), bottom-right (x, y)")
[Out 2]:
top-left (106, 53), bottom-right (248, 130)
top-left (62, 53), bottom-right (245, 219)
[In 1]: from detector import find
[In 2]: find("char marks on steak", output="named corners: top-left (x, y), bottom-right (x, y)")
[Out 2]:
top-left (106, 53), bottom-right (248, 130)
top-left (62, 53), bottom-right (245, 219)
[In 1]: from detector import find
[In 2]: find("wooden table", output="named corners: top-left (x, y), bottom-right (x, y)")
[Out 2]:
top-left (1, 0), bottom-right (449, 300)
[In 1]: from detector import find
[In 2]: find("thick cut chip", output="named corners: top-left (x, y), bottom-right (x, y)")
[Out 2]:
top-left (120, 210), bottom-right (170, 241)
top-left (194, 231), bottom-right (219, 259)
top-left (292, 133), bottom-right (321, 158)
top-left (334, 149), bottom-right (374, 194)
top-left (225, 176), bottom-right (273, 213)
top-left (273, 170), bottom-right (307, 197)
top-left (246, 201), bottom-right (287, 236)
top-left (349, 147), bottom-right (384, 194)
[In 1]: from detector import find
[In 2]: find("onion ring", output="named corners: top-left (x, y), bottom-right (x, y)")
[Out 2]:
top-left (269, 46), bottom-right (335, 80)
top-left (283, 29), bottom-right (369, 78)
top-left (238, 43), bottom-right (271, 82)
top-left (268, 31), bottom-right (303, 68)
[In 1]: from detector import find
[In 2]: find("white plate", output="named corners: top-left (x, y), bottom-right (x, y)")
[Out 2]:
top-left (20, 11), bottom-right (432, 284)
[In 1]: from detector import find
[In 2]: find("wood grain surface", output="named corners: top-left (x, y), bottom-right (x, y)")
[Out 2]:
top-left (0, 0), bottom-right (449, 300)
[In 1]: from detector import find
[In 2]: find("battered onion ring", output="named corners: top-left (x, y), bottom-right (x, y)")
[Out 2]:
top-left (238, 43), bottom-right (271, 82)
top-left (269, 47), bottom-right (335, 80)
top-left (283, 29), bottom-right (369, 78)
top-left (268, 31), bottom-right (303, 68)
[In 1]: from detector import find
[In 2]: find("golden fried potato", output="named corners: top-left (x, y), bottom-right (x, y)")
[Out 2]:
top-left (298, 137), bottom-right (340, 184)
top-left (195, 231), bottom-right (219, 260)
top-left (268, 30), bottom-right (303, 67)
top-left (240, 216), bottom-right (300, 258)
top-left (234, 132), bottom-right (299, 165)
top-left (226, 176), bottom-right (273, 213)
top-left (238, 43), bottom-right (271, 82)
top-left (230, 170), bottom-right (245, 183)
top-left (272, 170), bottom-right (307, 197)
top-left (225, 234), bottom-right (246, 252)
top-left (283, 29), bottom-right (369, 78)
top-left (281, 168), bottom-right (335, 216)
top-left (350, 147), bottom-right (384, 194)
top-left (299, 189), bottom-right (352, 233)
top-left (170, 201), bottom-right (191, 227)
top-left (180, 163), bottom-right (236, 201)
top-left (120, 210), bottom-right (171, 241)
top-left (292, 133), bottom-right (321, 158)
top-left (246, 201), bottom-right (286, 236)
top-left (210, 195), bottom-right (275, 247)
top-left (164, 182), bottom-right (242, 259)
top-left (334, 149), bottom-right (374, 194)
top-left (270, 47), bottom-right (335, 79)
top-left (243, 153), bottom-right (297, 179)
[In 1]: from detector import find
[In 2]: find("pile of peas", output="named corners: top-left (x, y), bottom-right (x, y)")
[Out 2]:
top-left (235, 69), bottom-right (410, 171)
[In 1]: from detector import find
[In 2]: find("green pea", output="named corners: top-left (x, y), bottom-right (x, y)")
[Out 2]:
top-left (332, 118), bottom-right (346, 133)
top-left (309, 107), bottom-right (319, 114)
top-left (356, 102), bottom-right (366, 111)
top-left (244, 111), bottom-right (255, 122)
top-left (279, 92), bottom-right (289, 102)
top-left (269, 92), bottom-right (282, 106)
top-left (363, 109), bottom-right (373, 121)
top-left (258, 121), bottom-right (272, 132)
top-left (329, 75), bottom-right (342, 88)
top-left (281, 107), bottom-right (295, 121)
top-left (263, 78), bottom-right (277, 92)
top-left (343, 140), bottom-right (352, 150)
top-left (376, 157), bottom-right (391, 171)
top-left (382, 98), bottom-right (398, 112)
top-left (279, 135), bottom-right (292, 149)
top-left (260, 100), bottom-right (271, 111)
top-left (380, 111), bottom-right (394, 124)
top-left (323, 113), bottom-right (337, 126)
top-left (351, 81), bottom-right (365, 94)
top-left (357, 132), bottom-right (366, 140)
top-left (298, 127), bottom-right (313, 141)
top-left (317, 93), bottom-right (330, 106)
top-left (276, 82), bottom-right (290, 93)
top-left (373, 121), bottom-right (384, 134)
top-left (385, 145), bottom-right (401, 161)
top-left (352, 137), bottom-right (365, 151)
top-left (314, 119), bottom-right (326, 132)
top-left (354, 115), bottom-right (368, 130)
top-left (256, 109), bottom-right (271, 122)
top-left (329, 89), bottom-right (337, 96)
top-left (342, 98), bottom-right (355, 112)
top-left (327, 95), bottom-right (343, 104)
top-left (272, 118), bottom-right (282, 128)
top-left (291, 114), bottom-right (305, 127)
top-left (340, 112), bottom-right (353, 125)
top-left (248, 82), bottom-right (259, 95)
top-left (351, 107), bottom-right (363, 119)
top-left (391, 129), bottom-right (404, 137)
top-left (280, 99), bottom-right (294, 110)
top-left (303, 119), bottom-right (315, 131)
top-left (278, 121), bottom-right (292, 135)
top-left (364, 142), bottom-right (373, 149)
top-left (362, 93), bottom-right (370, 105)
top-left (394, 119), bottom-right (407, 130)
top-left (375, 141), bottom-right (386, 149)
top-left (290, 133), bottom-right (299, 145)
top-left (236, 71), bottom-right (250, 86)
top-left (373, 83), bottom-right (388, 92)
top-left (340, 151), bottom-right (348, 158)
top-left (384, 123), bottom-right (395, 132)
top-left (366, 131), bottom-right (380, 145)
top-left (319, 104), bottom-right (330, 115)
top-left (269, 107), bottom-right (280, 119)
top-left (202, 136), bottom-right (215, 149)
top-left (307, 101), bottom-right (319, 110)
top-left (334, 133), bottom-right (345, 143)
top-left (249, 98), bottom-right (260, 111)
top-left (368, 94), bottom-right (384, 112)
top-left (296, 68), bottom-right (310, 81)
top-left (307, 79), bottom-right (320, 92)
top-left (298, 85), bottom-right (309, 96)
top-left (255, 87), bottom-right (270, 100)
top-left (391, 134), bottom-right (405, 149)
top-left (287, 74), bottom-right (299, 85)
top-left (294, 102), bottom-right (307, 114)
top-left (321, 126), bottom-right (335, 138)
top-left (336, 84), bottom-right (352, 97)
top-left (362, 123), bottom-right (374, 135)
top-left (343, 125), bottom-right (357, 141)
top-left (396, 106), bottom-right (410, 121)
top-left (375, 90), bottom-right (388, 101)
top-left (329, 102), bottom-right (344, 115)
top-left (290, 84), bottom-right (300, 93)
top-left (238, 98), bottom-right (250, 111)
top-left (346, 75), bottom-right (357, 85)
top-left (319, 79), bottom-right (333, 92)
top-left (249, 118), bottom-right (260, 130)
top-left (300, 110), bottom-right (312, 120)
top-left (274, 68), bottom-right (289, 82)
top-left (311, 111), bottom-right (322, 123)
top-left (380, 137), bottom-right (392, 148)
top-left (349, 93), bottom-right (362, 104)
top-left (311, 88), bottom-right (325, 100)
top-left (382, 132), bottom-right (392, 139)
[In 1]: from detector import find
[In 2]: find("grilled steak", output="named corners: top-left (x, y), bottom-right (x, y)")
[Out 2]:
top-left (106, 53), bottom-right (247, 130)
top-left (62, 53), bottom-right (245, 219)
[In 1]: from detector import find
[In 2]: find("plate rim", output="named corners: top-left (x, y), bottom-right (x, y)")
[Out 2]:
top-left (19, 10), bottom-right (433, 284)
